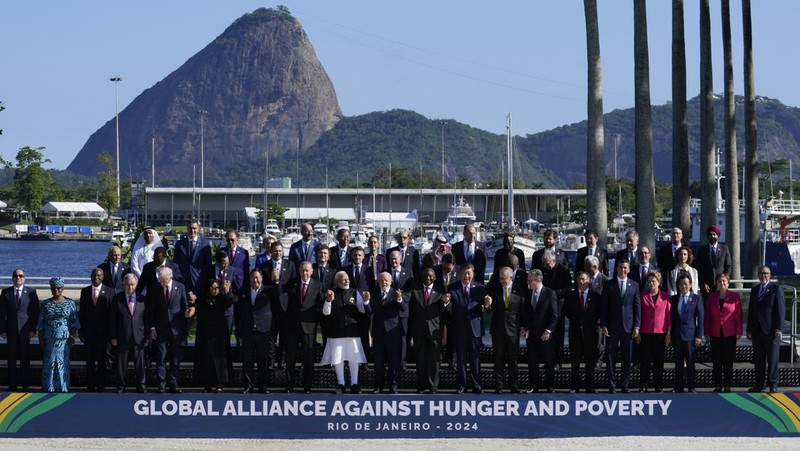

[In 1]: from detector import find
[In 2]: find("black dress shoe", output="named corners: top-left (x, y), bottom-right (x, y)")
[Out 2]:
top-left (116, 388), bottom-right (125, 394)
top-left (688, 388), bottom-right (697, 393)
top-left (95, 388), bottom-right (104, 393)
top-left (472, 388), bottom-right (483, 394)
top-left (526, 388), bottom-right (539, 394)
top-left (545, 388), bottom-right (554, 394)
top-left (170, 387), bottom-right (182, 394)
top-left (157, 387), bottom-right (166, 394)
top-left (430, 388), bottom-right (438, 394)
top-left (243, 386), bottom-right (253, 394)
top-left (495, 388), bottom-right (503, 394)
top-left (673, 388), bottom-right (685, 393)
top-left (303, 388), bottom-right (311, 394)
top-left (747, 387), bottom-right (763, 393)
top-left (8, 386), bottom-right (18, 392)
top-left (713, 387), bottom-right (723, 393)
top-left (510, 387), bottom-right (520, 394)
top-left (137, 388), bottom-right (147, 394)
top-left (568, 389), bottom-right (577, 394)
top-left (335, 385), bottom-right (345, 394)
top-left (351, 384), bottom-right (361, 394)
top-left (585, 388), bottom-right (597, 394)
top-left (653, 387), bottom-right (663, 393)
top-left (620, 388), bottom-right (629, 394)
top-left (259, 387), bottom-right (269, 394)
top-left (769, 387), bottom-right (779, 393)
top-left (388, 388), bottom-right (398, 394)
top-left (608, 388), bottom-right (616, 394)
top-left (373, 388), bottom-right (382, 394)
top-left (416, 389), bottom-right (425, 394)
top-left (456, 387), bottom-right (465, 394)
top-left (722, 387), bottom-right (731, 393)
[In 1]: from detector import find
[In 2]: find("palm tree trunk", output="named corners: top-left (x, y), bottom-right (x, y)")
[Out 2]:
top-left (699, 0), bottom-right (716, 246)
top-left (721, 0), bottom-right (741, 281)
top-left (634, 0), bottom-right (655, 250)
top-left (742, 0), bottom-right (759, 276)
top-left (584, 0), bottom-right (608, 245)
top-left (672, 0), bottom-right (690, 242)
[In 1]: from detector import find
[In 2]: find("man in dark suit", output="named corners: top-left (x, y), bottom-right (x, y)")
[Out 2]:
top-left (584, 255), bottom-right (609, 296)
top-left (446, 263), bottom-right (486, 393)
top-left (330, 228), bottom-right (352, 271)
top-left (600, 258), bottom-right (641, 393)
top-left (78, 268), bottom-right (114, 392)
top-left (531, 229), bottom-right (568, 272)
top-left (385, 228), bottom-right (421, 281)
top-left (615, 230), bottom-right (641, 267)
top-left (564, 270), bottom-right (602, 393)
top-left (288, 222), bottom-right (318, 272)
top-left (345, 246), bottom-right (369, 293)
top-left (630, 245), bottom-right (658, 287)
top-left (222, 228), bottom-right (250, 290)
top-left (236, 269), bottom-right (274, 393)
top-left (747, 266), bottom-right (786, 393)
top-left (369, 272), bottom-right (408, 393)
top-left (109, 273), bottom-right (149, 393)
top-left (521, 269), bottom-right (559, 393)
top-left (656, 227), bottom-right (684, 284)
top-left (387, 250), bottom-right (415, 292)
top-left (542, 251), bottom-right (572, 369)
top-left (136, 246), bottom-right (183, 297)
top-left (486, 266), bottom-right (525, 393)
top-left (147, 266), bottom-right (192, 393)
top-left (409, 267), bottom-right (451, 393)
top-left (173, 218), bottom-right (213, 297)
top-left (451, 223), bottom-right (487, 285)
top-left (98, 245), bottom-right (130, 294)
top-left (670, 274), bottom-right (704, 393)
top-left (694, 225), bottom-right (732, 295)
top-left (434, 254), bottom-right (458, 293)
top-left (492, 231), bottom-right (527, 272)
top-left (0, 268), bottom-right (39, 391)
top-left (575, 229), bottom-right (609, 275)
top-left (259, 242), bottom-right (296, 370)
top-left (312, 244), bottom-right (336, 291)
top-left (282, 262), bottom-right (323, 393)
top-left (202, 249), bottom-right (241, 330)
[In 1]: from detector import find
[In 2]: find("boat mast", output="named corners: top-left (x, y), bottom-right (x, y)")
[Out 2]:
top-left (506, 113), bottom-right (515, 231)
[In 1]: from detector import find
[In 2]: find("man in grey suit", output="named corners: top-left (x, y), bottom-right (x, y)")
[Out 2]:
top-left (694, 225), bottom-right (732, 295)
top-left (110, 274), bottom-right (149, 394)
top-left (486, 266), bottom-right (526, 393)
top-left (747, 266), bottom-right (786, 393)
top-left (600, 258), bottom-right (641, 393)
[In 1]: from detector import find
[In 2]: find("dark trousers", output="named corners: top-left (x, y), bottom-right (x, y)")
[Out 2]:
top-left (455, 335), bottom-right (482, 390)
top-left (414, 334), bottom-right (442, 391)
top-left (116, 340), bottom-right (146, 390)
top-left (569, 332), bottom-right (598, 390)
top-left (84, 338), bottom-right (108, 390)
top-left (605, 330), bottom-right (633, 389)
top-left (492, 332), bottom-right (520, 390)
top-left (527, 335), bottom-right (555, 390)
top-left (241, 331), bottom-right (274, 390)
top-left (283, 330), bottom-right (316, 390)
top-left (639, 333), bottom-right (666, 389)
top-left (553, 310), bottom-right (566, 366)
top-left (673, 338), bottom-right (697, 390)
top-left (6, 336), bottom-right (32, 389)
top-left (751, 331), bottom-right (781, 390)
top-left (710, 335), bottom-right (737, 388)
top-left (154, 332), bottom-right (184, 388)
top-left (373, 335), bottom-right (403, 390)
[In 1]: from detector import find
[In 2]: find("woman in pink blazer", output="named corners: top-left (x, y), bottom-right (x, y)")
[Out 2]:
top-left (636, 270), bottom-right (671, 392)
top-left (704, 272), bottom-right (743, 392)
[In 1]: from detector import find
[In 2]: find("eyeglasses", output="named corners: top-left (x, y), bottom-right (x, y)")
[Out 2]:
top-left (759, 272), bottom-right (771, 276)
top-left (12, 274), bottom-right (25, 278)
top-left (210, 285), bottom-right (220, 290)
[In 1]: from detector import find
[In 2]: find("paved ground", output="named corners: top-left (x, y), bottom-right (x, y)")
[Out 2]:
top-left (2, 437), bottom-right (798, 450)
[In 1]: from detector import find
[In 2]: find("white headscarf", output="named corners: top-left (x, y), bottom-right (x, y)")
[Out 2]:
top-left (130, 228), bottom-right (162, 277)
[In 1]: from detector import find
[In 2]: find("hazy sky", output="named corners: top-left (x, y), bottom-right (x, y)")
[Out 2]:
top-left (1, 0), bottom-right (797, 170)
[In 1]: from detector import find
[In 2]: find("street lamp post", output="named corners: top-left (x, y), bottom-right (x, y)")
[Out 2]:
top-left (198, 110), bottom-right (207, 188)
top-left (110, 76), bottom-right (122, 209)
top-left (439, 121), bottom-right (447, 183)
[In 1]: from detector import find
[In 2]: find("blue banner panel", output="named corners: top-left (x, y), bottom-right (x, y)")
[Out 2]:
top-left (79, 226), bottom-right (94, 234)
top-left (45, 225), bottom-right (61, 234)
top-left (1, 392), bottom-right (799, 438)
top-left (63, 226), bottom-right (79, 234)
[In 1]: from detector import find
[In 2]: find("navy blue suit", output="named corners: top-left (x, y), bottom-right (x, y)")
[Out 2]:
top-left (747, 282), bottom-right (786, 390)
top-left (109, 291), bottom-right (148, 392)
top-left (236, 286), bottom-right (274, 391)
top-left (0, 285), bottom-right (39, 390)
top-left (448, 282), bottom-right (485, 391)
top-left (222, 245), bottom-right (250, 289)
top-left (670, 293), bottom-right (704, 391)
top-left (78, 283), bottom-right (113, 391)
top-left (148, 281), bottom-right (190, 390)
top-left (97, 261), bottom-right (130, 294)
top-left (600, 277), bottom-right (641, 390)
top-left (521, 285), bottom-right (559, 391)
top-left (386, 245), bottom-right (421, 281)
top-left (370, 287), bottom-right (408, 391)
top-left (452, 241), bottom-right (487, 285)
top-left (173, 236), bottom-right (213, 294)
top-left (288, 238), bottom-right (319, 271)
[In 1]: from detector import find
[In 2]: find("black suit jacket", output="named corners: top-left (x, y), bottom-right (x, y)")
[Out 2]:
top-left (109, 291), bottom-right (148, 346)
top-left (434, 266), bottom-right (458, 293)
top-left (656, 244), bottom-right (681, 282)
top-left (487, 284), bottom-right (525, 338)
top-left (694, 244), bottom-right (732, 294)
top-left (616, 247), bottom-right (640, 267)
top-left (630, 262), bottom-right (659, 287)
top-left (312, 263), bottom-right (336, 291)
top-left (173, 236), bottom-right (213, 293)
top-left (147, 280), bottom-right (190, 338)
top-left (747, 282), bottom-right (786, 335)
top-left (563, 289), bottom-right (601, 342)
top-left (0, 286), bottom-right (39, 340)
top-left (575, 246), bottom-right (609, 275)
top-left (451, 240), bottom-right (487, 284)
top-left (284, 278), bottom-right (324, 335)
top-left (600, 278), bottom-right (641, 335)
top-left (521, 285), bottom-right (559, 337)
top-left (447, 282), bottom-right (485, 339)
top-left (200, 264), bottom-right (241, 297)
top-left (408, 284), bottom-right (450, 341)
top-left (260, 258), bottom-right (297, 312)
top-left (235, 287), bottom-right (272, 337)
top-left (97, 261), bottom-right (130, 294)
top-left (330, 245), bottom-right (351, 271)
top-left (136, 260), bottom-right (183, 296)
top-left (369, 287), bottom-right (408, 340)
top-left (78, 284), bottom-right (113, 343)
top-left (493, 247), bottom-right (528, 272)
top-left (385, 245), bottom-right (421, 280)
top-left (387, 266), bottom-right (415, 292)
top-left (345, 264), bottom-right (369, 293)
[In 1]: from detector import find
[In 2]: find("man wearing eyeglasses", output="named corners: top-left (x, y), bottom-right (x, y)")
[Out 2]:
top-left (221, 228), bottom-right (250, 290)
top-left (1, 269), bottom-right (40, 391)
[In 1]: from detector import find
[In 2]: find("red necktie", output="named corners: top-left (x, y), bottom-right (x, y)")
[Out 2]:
top-left (425, 287), bottom-right (431, 303)
top-left (582, 291), bottom-right (587, 310)
top-left (301, 283), bottom-right (308, 301)
top-left (642, 266), bottom-right (647, 282)
top-left (92, 288), bottom-right (98, 306)
top-left (165, 287), bottom-right (171, 303)
top-left (128, 295), bottom-right (134, 314)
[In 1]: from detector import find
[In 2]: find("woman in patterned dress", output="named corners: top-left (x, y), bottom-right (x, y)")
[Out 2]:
top-left (37, 277), bottom-right (80, 392)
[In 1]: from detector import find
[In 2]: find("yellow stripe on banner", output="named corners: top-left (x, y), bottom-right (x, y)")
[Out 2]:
top-left (0, 393), bottom-right (31, 424)
top-left (769, 393), bottom-right (800, 431)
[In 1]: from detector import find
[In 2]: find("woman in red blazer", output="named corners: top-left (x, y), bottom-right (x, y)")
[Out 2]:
top-left (636, 270), bottom-right (671, 392)
top-left (704, 272), bottom-right (743, 392)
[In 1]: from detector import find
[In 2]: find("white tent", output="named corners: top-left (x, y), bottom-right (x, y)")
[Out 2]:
top-left (41, 202), bottom-right (106, 218)
top-left (284, 207), bottom-right (356, 221)
top-left (0, 200), bottom-right (7, 209)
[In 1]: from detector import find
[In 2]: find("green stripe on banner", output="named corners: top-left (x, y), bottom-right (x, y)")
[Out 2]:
top-left (6, 394), bottom-right (75, 433)
top-left (720, 394), bottom-right (788, 433)
top-left (752, 395), bottom-right (798, 433)
top-left (0, 394), bottom-right (43, 433)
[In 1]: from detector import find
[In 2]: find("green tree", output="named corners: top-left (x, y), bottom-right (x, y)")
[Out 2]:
top-left (266, 202), bottom-right (288, 224)
top-left (12, 146), bottom-right (51, 216)
top-left (96, 152), bottom-right (118, 216)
